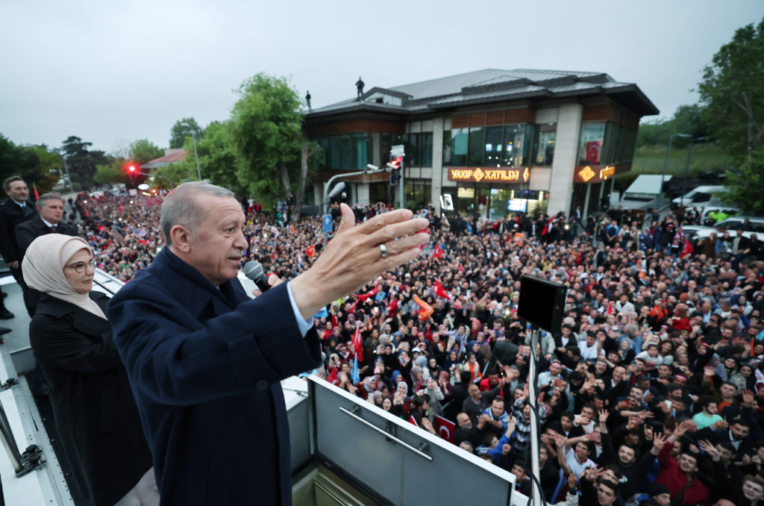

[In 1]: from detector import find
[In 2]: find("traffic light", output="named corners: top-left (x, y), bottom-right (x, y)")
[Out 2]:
top-left (389, 155), bottom-right (403, 186)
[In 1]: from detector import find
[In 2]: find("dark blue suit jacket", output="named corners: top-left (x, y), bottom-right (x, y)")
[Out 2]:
top-left (107, 247), bottom-right (321, 505)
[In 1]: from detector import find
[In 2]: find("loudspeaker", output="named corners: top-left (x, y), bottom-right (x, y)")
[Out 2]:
top-left (517, 275), bottom-right (566, 334)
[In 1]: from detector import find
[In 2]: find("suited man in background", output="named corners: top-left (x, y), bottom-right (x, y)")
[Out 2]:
top-left (0, 176), bottom-right (38, 314)
top-left (16, 191), bottom-right (80, 315)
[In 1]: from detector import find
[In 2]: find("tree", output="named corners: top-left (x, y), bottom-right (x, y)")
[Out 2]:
top-left (169, 118), bottom-right (204, 149)
top-left (0, 134), bottom-right (43, 190)
top-left (61, 136), bottom-right (101, 189)
top-left (637, 104), bottom-right (709, 148)
top-left (129, 139), bottom-right (164, 165)
top-left (720, 149), bottom-right (764, 215)
top-left (229, 73), bottom-right (305, 207)
top-left (94, 160), bottom-right (130, 186)
top-left (698, 17), bottom-right (764, 159)
top-left (183, 121), bottom-right (241, 191)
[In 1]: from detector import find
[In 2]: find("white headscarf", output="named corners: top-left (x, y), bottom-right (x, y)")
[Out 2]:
top-left (22, 234), bottom-right (106, 320)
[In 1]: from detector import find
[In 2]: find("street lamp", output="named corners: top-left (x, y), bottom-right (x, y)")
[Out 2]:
top-left (322, 166), bottom-right (384, 245)
top-left (658, 133), bottom-right (691, 211)
top-left (680, 137), bottom-right (708, 207)
top-left (181, 122), bottom-right (202, 181)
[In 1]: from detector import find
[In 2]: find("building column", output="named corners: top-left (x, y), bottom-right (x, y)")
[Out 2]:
top-left (371, 132), bottom-right (381, 168)
top-left (547, 103), bottom-right (583, 217)
top-left (431, 118), bottom-right (445, 213)
top-left (582, 183), bottom-right (592, 220)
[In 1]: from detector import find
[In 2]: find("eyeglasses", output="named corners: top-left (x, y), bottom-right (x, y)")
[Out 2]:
top-left (65, 258), bottom-right (96, 273)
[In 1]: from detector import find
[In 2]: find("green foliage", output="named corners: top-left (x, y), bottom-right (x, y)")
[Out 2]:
top-left (169, 117), bottom-right (204, 149)
top-left (61, 136), bottom-right (107, 189)
top-left (129, 139), bottom-right (164, 165)
top-left (720, 149), bottom-right (764, 215)
top-left (230, 73), bottom-right (304, 204)
top-left (615, 143), bottom-right (733, 192)
top-left (0, 134), bottom-right (45, 192)
top-left (183, 121), bottom-right (241, 191)
top-left (94, 160), bottom-right (130, 186)
top-left (152, 161), bottom-right (196, 190)
top-left (637, 104), bottom-right (709, 148)
top-left (71, 182), bottom-right (82, 192)
top-left (698, 17), bottom-right (764, 160)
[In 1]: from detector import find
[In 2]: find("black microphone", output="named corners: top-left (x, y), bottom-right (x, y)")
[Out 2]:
top-left (243, 261), bottom-right (271, 293)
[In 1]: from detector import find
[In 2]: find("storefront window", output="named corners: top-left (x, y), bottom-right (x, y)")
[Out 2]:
top-left (407, 133), bottom-right (419, 167)
top-left (532, 124), bottom-right (556, 166)
top-left (404, 181), bottom-right (431, 210)
top-left (451, 128), bottom-right (468, 166)
top-left (485, 126), bottom-right (504, 166)
top-left (420, 133), bottom-right (433, 167)
top-left (502, 124), bottom-right (530, 167)
top-left (468, 127), bottom-right (485, 166)
top-left (578, 122), bottom-right (606, 165)
top-left (443, 130), bottom-right (452, 164)
top-left (369, 182), bottom-right (388, 205)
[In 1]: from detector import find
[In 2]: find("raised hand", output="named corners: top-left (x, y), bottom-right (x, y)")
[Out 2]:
top-left (698, 440), bottom-right (720, 461)
top-left (652, 433), bottom-right (667, 451)
top-left (599, 409), bottom-right (609, 424)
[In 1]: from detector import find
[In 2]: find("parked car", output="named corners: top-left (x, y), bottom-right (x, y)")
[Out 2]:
top-left (671, 185), bottom-right (727, 210)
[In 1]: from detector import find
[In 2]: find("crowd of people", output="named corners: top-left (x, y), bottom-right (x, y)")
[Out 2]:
top-left (4, 180), bottom-right (764, 506)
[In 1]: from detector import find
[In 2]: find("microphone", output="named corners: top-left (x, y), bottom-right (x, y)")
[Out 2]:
top-left (243, 261), bottom-right (271, 293)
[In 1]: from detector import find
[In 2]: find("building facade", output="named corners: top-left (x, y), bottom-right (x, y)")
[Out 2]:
top-left (304, 69), bottom-right (658, 219)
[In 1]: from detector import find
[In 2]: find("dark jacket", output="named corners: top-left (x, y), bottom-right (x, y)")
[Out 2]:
top-left (29, 292), bottom-right (152, 506)
top-left (0, 199), bottom-right (37, 263)
top-left (15, 216), bottom-right (79, 259)
top-left (106, 247), bottom-right (322, 506)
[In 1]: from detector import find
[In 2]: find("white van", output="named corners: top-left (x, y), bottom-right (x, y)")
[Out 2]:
top-left (671, 186), bottom-right (727, 209)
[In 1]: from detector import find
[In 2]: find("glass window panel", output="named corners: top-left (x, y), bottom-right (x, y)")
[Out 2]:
top-left (330, 136), bottom-right (341, 169)
top-left (341, 135), bottom-right (351, 169)
top-left (317, 137), bottom-right (329, 169)
top-left (381, 133), bottom-right (392, 165)
top-left (578, 122), bottom-right (606, 165)
top-left (532, 124), bottom-right (556, 166)
top-left (420, 133), bottom-right (433, 167)
top-left (485, 127), bottom-right (504, 167)
top-left (502, 125), bottom-right (519, 167)
top-left (408, 133), bottom-right (419, 167)
top-left (443, 130), bottom-right (452, 165)
top-left (451, 128), bottom-right (468, 166)
top-left (468, 127), bottom-right (485, 166)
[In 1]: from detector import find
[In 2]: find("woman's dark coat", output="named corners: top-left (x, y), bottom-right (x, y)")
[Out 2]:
top-left (29, 292), bottom-right (152, 506)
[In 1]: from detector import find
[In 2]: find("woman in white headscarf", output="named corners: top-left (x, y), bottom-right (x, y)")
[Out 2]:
top-left (23, 234), bottom-right (155, 506)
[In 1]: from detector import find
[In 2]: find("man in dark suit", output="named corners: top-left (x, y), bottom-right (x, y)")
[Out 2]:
top-left (107, 182), bottom-right (430, 505)
top-left (16, 191), bottom-right (79, 258)
top-left (16, 192), bottom-right (80, 316)
top-left (0, 176), bottom-right (37, 315)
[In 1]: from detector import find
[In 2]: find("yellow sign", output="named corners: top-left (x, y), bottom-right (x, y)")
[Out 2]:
top-left (448, 167), bottom-right (530, 183)
top-left (599, 166), bottom-right (615, 180)
top-left (578, 166), bottom-right (596, 182)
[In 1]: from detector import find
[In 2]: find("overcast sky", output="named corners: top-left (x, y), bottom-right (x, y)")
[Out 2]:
top-left (1, 0), bottom-right (762, 154)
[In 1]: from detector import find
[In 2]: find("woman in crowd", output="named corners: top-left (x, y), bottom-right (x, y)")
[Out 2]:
top-left (22, 235), bottom-right (152, 506)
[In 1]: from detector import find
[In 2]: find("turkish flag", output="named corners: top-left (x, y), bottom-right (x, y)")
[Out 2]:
top-left (386, 298), bottom-right (398, 314)
top-left (434, 279), bottom-right (451, 301)
top-left (434, 415), bottom-right (455, 443)
top-left (432, 244), bottom-right (444, 259)
top-left (680, 238), bottom-right (694, 259)
top-left (408, 415), bottom-right (419, 427)
top-left (586, 140), bottom-right (602, 164)
top-left (306, 244), bottom-right (316, 258)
